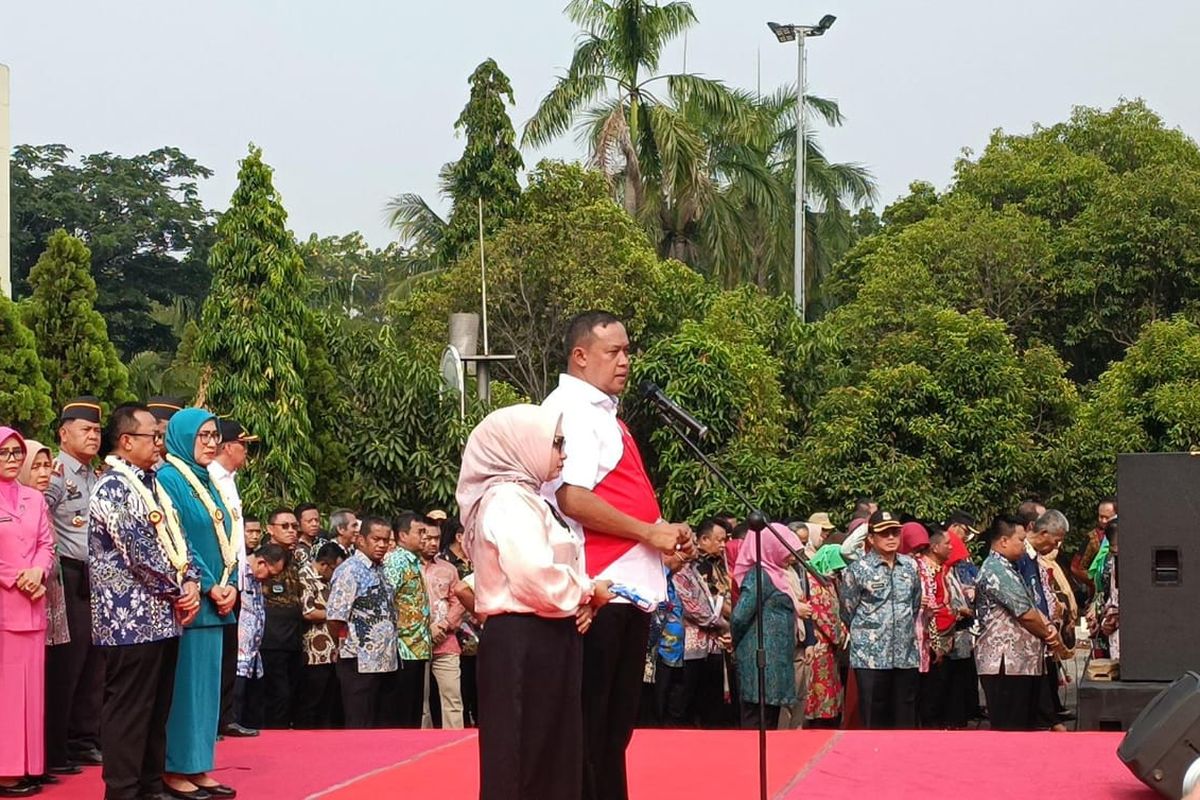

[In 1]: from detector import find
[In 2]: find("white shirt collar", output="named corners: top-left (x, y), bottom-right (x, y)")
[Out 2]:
top-left (555, 373), bottom-right (619, 414)
top-left (208, 460), bottom-right (236, 481)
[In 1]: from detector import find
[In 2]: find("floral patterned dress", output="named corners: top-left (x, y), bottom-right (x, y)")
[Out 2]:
top-left (805, 580), bottom-right (846, 721)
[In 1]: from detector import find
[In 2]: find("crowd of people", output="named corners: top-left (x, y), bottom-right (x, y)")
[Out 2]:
top-left (0, 310), bottom-right (1125, 800)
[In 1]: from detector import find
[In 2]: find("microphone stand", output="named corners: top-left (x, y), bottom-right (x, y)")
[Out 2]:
top-left (647, 406), bottom-right (829, 800)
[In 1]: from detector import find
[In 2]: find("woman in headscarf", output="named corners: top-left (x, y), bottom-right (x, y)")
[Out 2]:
top-left (158, 409), bottom-right (238, 800)
top-left (0, 427), bottom-right (54, 796)
top-left (456, 404), bottom-right (611, 800)
top-left (731, 522), bottom-right (806, 730)
top-left (18, 441), bottom-right (70, 651)
top-left (804, 545), bottom-right (848, 728)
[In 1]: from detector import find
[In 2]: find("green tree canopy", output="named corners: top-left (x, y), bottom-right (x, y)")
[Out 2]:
top-left (20, 230), bottom-right (132, 411)
top-left (1056, 317), bottom-right (1200, 532)
top-left (195, 145), bottom-right (318, 512)
top-left (0, 293), bottom-right (54, 439)
top-left (394, 161), bottom-right (713, 400)
top-left (10, 145), bottom-right (214, 357)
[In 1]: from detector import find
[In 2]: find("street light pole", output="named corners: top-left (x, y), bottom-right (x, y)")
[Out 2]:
top-left (794, 34), bottom-right (806, 322)
top-left (768, 16), bottom-right (836, 322)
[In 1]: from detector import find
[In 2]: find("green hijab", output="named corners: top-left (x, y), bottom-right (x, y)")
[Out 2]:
top-left (810, 544), bottom-right (847, 577)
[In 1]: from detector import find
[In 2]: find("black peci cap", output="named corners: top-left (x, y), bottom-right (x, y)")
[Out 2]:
top-left (146, 396), bottom-right (186, 422)
top-left (60, 396), bottom-right (102, 424)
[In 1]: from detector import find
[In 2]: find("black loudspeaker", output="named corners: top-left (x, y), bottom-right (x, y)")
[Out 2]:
top-left (1118, 671), bottom-right (1200, 799)
top-left (1117, 453), bottom-right (1200, 681)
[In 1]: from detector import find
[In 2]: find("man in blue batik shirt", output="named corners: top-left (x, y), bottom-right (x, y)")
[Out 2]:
top-left (840, 510), bottom-right (922, 730)
top-left (88, 405), bottom-right (201, 800)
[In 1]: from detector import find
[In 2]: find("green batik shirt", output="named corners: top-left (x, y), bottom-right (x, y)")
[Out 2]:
top-left (382, 547), bottom-right (432, 660)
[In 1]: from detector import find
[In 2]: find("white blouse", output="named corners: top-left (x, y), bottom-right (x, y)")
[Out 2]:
top-left (472, 483), bottom-right (593, 618)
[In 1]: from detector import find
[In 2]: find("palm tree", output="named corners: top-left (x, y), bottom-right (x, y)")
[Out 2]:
top-left (527, 0), bottom-right (876, 303)
top-left (523, 0), bottom-right (743, 216)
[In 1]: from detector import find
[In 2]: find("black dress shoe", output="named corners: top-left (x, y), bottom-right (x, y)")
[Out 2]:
top-left (163, 786), bottom-right (210, 800)
top-left (195, 784), bottom-right (236, 798)
top-left (0, 781), bottom-right (39, 797)
top-left (25, 776), bottom-right (57, 786)
top-left (48, 764), bottom-right (82, 776)
top-left (71, 748), bottom-right (103, 766)
top-left (220, 723), bottom-right (259, 738)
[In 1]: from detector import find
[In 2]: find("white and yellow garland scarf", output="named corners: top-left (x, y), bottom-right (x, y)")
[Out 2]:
top-left (164, 454), bottom-right (238, 586)
top-left (104, 456), bottom-right (189, 584)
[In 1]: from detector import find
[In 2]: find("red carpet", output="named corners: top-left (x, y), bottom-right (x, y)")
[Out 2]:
top-left (780, 731), bottom-right (1157, 800)
top-left (40, 728), bottom-right (1155, 799)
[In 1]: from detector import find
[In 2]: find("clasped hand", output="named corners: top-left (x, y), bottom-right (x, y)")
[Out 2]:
top-left (175, 581), bottom-right (201, 626)
top-left (576, 580), bottom-right (615, 634)
top-left (15, 567), bottom-right (46, 600)
top-left (209, 584), bottom-right (238, 617)
top-left (647, 522), bottom-right (696, 559)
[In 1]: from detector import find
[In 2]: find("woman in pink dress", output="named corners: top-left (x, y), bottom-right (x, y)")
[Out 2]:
top-left (0, 427), bottom-right (55, 796)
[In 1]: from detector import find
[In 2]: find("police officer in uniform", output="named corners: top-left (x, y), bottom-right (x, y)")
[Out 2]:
top-left (45, 397), bottom-right (105, 772)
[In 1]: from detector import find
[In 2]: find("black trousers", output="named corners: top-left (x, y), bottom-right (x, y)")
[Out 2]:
top-left (918, 658), bottom-right (951, 728)
top-left (653, 660), bottom-right (687, 727)
top-left (99, 638), bottom-right (179, 800)
top-left (235, 675), bottom-right (266, 730)
top-left (944, 656), bottom-right (980, 728)
top-left (1035, 657), bottom-right (1063, 728)
top-left (854, 667), bottom-right (919, 729)
top-left (479, 614), bottom-right (582, 800)
top-left (582, 603), bottom-right (649, 800)
top-left (391, 659), bottom-right (427, 728)
top-left (295, 663), bottom-right (340, 728)
top-left (460, 654), bottom-right (478, 727)
top-left (46, 557), bottom-right (104, 766)
top-left (260, 648), bottom-right (303, 728)
top-left (653, 655), bottom-right (722, 728)
top-left (689, 654), bottom-right (727, 728)
top-left (336, 659), bottom-right (391, 729)
top-left (980, 666), bottom-right (1039, 731)
top-left (723, 651), bottom-right (742, 728)
top-left (740, 701), bottom-right (781, 730)
top-left (218, 622), bottom-right (237, 732)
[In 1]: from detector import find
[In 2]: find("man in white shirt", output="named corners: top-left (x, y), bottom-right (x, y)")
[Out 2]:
top-left (543, 310), bottom-right (693, 800)
top-left (209, 418), bottom-right (259, 737)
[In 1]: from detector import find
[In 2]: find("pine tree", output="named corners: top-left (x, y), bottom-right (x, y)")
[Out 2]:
top-left (20, 229), bottom-right (132, 410)
top-left (0, 293), bottom-right (55, 438)
top-left (195, 145), bottom-right (317, 512)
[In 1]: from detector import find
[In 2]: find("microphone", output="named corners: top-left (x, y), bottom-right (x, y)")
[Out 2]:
top-left (639, 381), bottom-right (709, 440)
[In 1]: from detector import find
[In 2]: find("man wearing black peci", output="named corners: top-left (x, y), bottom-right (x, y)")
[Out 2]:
top-left (543, 311), bottom-right (694, 800)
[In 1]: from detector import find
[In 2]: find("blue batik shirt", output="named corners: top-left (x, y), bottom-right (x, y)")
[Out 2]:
top-left (840, 550), bottom-right (922, 670)
top-left (1015, 552), bottom-right (1050, 616)
top-left (654, 574), bottom-right (685, 667)
top-left (237, 559), bottom-right (266, 678)
top-left (327, 550), bottom-right (398, 674)
top-left (88, 460), bottom-right (199, 647)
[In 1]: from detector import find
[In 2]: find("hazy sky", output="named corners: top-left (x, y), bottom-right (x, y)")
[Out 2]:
top-left (4, 1), bottom-right (1198, 248)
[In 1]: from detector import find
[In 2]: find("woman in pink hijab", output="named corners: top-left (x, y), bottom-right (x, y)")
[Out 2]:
top-left (730, 522), bottom-right (806, 730)
top-left (456, 404), bottom-right (612, 800)
top-left (0, 427), bottom-right (55, 795)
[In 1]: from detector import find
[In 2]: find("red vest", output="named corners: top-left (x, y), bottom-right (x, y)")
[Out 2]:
top-left (582, 421), bottom-right (662, 576)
